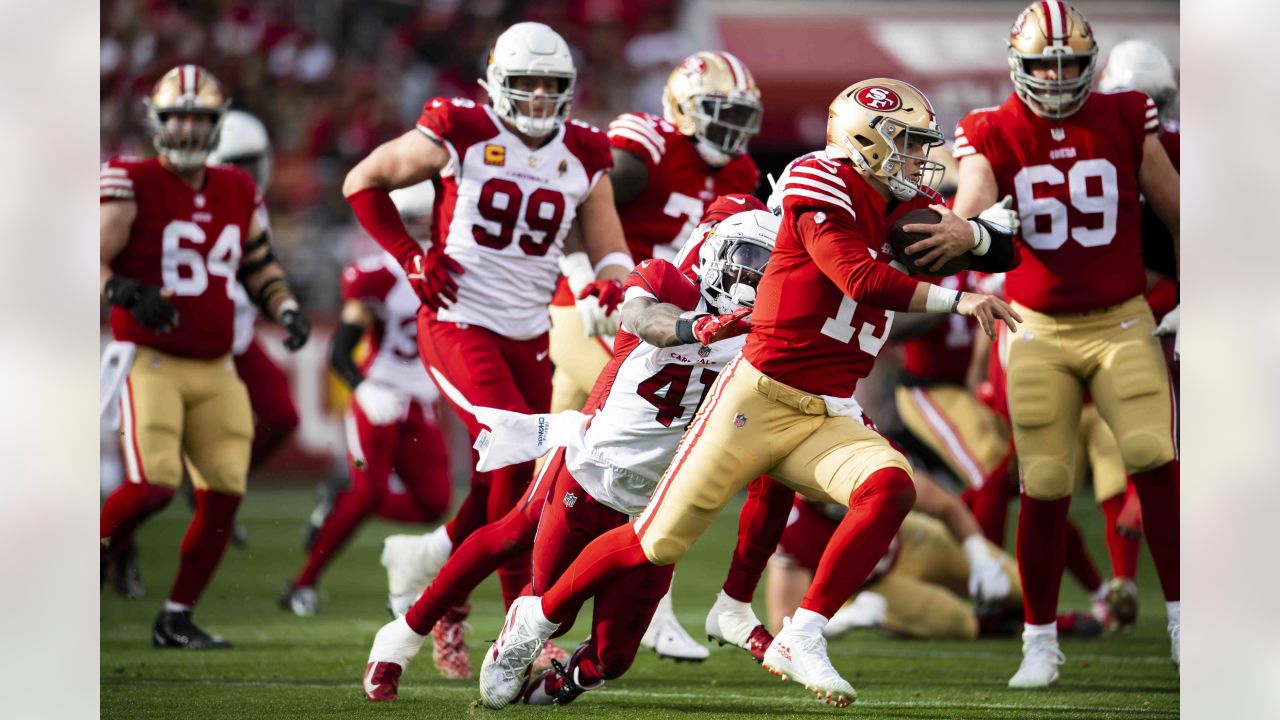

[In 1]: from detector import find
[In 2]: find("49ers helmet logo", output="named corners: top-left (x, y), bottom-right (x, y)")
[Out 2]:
top-left (678, 56), bottom-right (707, 77)
top-left (854, 86), bottom-right (902, 112)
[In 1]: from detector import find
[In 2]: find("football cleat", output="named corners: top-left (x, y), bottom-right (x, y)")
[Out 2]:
top-left (531, 640), bottom-right (571, 675)
top-left (432, 611), bottom-right (473, 680)
top-left (151, 610), bottom-right (232, 650)
top-left (642, 592), bottom-right (708, 662)
top-left (382, 529), bottom-right (450, 618)
top-left (1169, 616), bottom-right (1180, 669)
top-left (364, 615), bottom-right (427, 701)
top-left (1106, 577), bottom-right (1139, 631)
top-left (705, 590), bottom-right (772, 662)
top-left (105, 546), bottom-right (146, 600)
top-left (824, 591), bottom-right (887, 638)
top-left (479, 596), bottom-right (559, 709)
top-left (761, 618), bottom-right (857, 707)
top-left (230, 519), bottom-right (249, 548)
top-left (1008, 630), bottom-right (1065, 688)
top-left (278, 584), bottom-right (319, 617)
top-left (1057, 610), bottom-right (1102, 637)
top-left (521, 643), bottom-right (603, 706)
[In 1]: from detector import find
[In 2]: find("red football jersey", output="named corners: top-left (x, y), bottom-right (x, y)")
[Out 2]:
top-left (899, 271), bottom-right (981, 385)
top-left (102, 157), bottom-right (258, 359)
top-left (744, 155), bottom-right (934, 397)
top-left (608, 112), bottom-right (760, 261)
top-left (954, 90), bottom-right (1159, 313)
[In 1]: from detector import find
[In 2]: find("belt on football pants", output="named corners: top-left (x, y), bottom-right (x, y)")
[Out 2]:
top-left (752, 369), bottom-right (827, 416)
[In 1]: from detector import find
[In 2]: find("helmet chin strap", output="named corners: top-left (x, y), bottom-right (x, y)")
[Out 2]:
top-left (726, 282), bottom-right (756, 308)
top-left (695, 139), bottom-right (732, 168)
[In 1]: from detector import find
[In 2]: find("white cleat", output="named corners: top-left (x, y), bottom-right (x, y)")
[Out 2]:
top-left (479, 596), bottom-right (559, 709)
top-left (824, 591), bottom-right (887, 639)
top-left (1008, 630), bottom-right (1066, 688)
top-left (761, 617), bottom-right (857, 707)
top-left (363, 615), bottom-right (427, 701)
top-left (705, 590), bottom-right (773, 662)
top-left (642, 591), bottom-right (708, 662)
top-left (382, 528), bottom-right (451, 618)
top-left (1169, 618), bottom-right (1180, 669)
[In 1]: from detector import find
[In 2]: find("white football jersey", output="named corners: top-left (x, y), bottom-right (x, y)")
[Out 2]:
top-left (417, 97), bottom-right (613, 340)
top-left (342, 254), bottom-right (440, 405)
top-left (564, 259), bottom-right (743, 516)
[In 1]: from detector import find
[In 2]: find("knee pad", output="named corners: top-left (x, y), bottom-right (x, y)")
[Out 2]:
top-left (641, 536), bottom-right (686, 567)
top-left (1008, 367), bottom-right (1059, 429)
top-left (1116, 432), bottom-right (1175, 473)
top-left (1020, 458), bottom-right (1073, 500)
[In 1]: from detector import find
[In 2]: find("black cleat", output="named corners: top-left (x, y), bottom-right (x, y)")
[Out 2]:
top-left (105, 546), bottom-right (146, 599)
top-left (151, 610), bottom-right (233, 649)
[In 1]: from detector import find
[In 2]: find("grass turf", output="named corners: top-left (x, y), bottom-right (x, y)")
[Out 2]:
top-left (102, 486), bottom-right (1178, 719)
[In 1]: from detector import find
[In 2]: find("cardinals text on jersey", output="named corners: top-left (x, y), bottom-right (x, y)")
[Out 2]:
top-left (417, 97), bottom-right (612, 339)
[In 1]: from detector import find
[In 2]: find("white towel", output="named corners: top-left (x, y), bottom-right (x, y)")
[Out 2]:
top-left (472, 407), bottom-right (590, 472)
top-left (820, 393), bottom-right (866, 422)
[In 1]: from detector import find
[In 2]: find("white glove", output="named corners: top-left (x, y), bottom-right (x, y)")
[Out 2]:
top-left (1154, 304), bottom-right (1180, 360)
top-left (355, 381), bottom-right (410, 425)
top-left (471, 407), bottom-right (589, 472)
top-left (964, 535), bottom-right (1012, 604)
top-left (576, 294), bottom-right (620, 338)
top-left (978, 194), bottom-right (1020, 236)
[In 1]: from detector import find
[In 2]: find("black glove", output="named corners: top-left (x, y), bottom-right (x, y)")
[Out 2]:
top-left (104, 276), bottom-right (178, 334)
top-left (280, 308), bottom-right (310, 351)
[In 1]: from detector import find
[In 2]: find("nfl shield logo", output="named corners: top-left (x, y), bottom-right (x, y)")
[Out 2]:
top-left (563, 491), bottom-right (578, 508)
top-left (733, 413), bottom-right (748, 428)
top-left (1050, 127), bottom-right (1066, 142)
top-left (698, 345), bottom-right (711, 357)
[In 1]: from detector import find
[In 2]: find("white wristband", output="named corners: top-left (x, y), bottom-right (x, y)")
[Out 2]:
top-left (559, 252), bottom-right (594, 295)
top-left (592, 251), bottom-right (634, 276)
top-left (969, 220), bottom-right (991, 256)
top-left (963, 534), bottom-right (993, 567)
top-left (925, 284), bottom-right (962, 313)
top-left (277, 298), bottom-right (300, 315)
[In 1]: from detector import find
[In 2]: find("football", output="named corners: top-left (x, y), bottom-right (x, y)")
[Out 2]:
top-left (888, 208), bottom-right (972, 277)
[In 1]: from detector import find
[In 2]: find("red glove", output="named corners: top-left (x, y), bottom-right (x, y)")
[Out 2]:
top-left (699, 193), bottom-right (768, 225)
top-left (576, 279), bottom-right (625, 315)
top-left (692, 307), bottom-right (753, 345)
top-left (406, 251), bottom-right (465, 311)
top-left (1116, 481), bottom-right (1144, 539)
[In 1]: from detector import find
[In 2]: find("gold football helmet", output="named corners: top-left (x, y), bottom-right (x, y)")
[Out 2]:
top-left (663, 51), bottom-right (762, 166)
top-left (145, 64), bottom-right (230, 170)
top-left (1008, 0), bottom-right (1097, 118)
top-left (825, 79), bottom-right (945, 201)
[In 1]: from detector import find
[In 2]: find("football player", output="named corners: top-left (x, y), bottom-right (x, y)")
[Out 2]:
top-left (548, 50), bottom-right (762, 413)
top-left (477, 78), bottom-right (1022, 709)
top-left (279, 243), bottom-right (452, 616)
top-left (99, 65), bottom-right (310, 648)
top-left (948, 2), bottom-right (1182, 685)
top-left (344, 21), bottom-right (632, 672)
top-left (363, 209), bottom-right (776, 704)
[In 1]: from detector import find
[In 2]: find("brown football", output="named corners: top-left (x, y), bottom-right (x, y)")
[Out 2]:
top-left (888, 208), bottom-right (972, 277)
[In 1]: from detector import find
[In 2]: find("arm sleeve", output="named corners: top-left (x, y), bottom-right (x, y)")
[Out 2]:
top-left (329, 322), bottom-right (366, 389)
top-left (795, 208), bottom-right (920, 311)
top-left (969, 217), bottom-right (1022, 272)
top-left (100, 160), bottom-right (135, 203)
top-left (346, 188), bottom-right (422, 268)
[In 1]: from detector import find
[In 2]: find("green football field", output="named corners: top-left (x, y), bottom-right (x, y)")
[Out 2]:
top-left (101, 486), bottom-right (1179, 719)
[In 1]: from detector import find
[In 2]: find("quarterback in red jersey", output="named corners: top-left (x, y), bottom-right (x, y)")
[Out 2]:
top-left (548, 50), bottom-right (762, 414)
top-left (478, 79), bottom-right (1021, 709)
top-left (344, 21), bottom-right (632, 630)
top-left (99, 65), bottom-right (309, 648)
top-left (950, 1), bottom-right (1182, 686)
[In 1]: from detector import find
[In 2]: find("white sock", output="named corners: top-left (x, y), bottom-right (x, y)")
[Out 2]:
top-left (1023, 622), bottom-right (1057, 640)
top-left (1166, 601), bottom-right (1180, 625)
top-left (531, 598), bottom-right (559, 634)
top-left (655, 589), bottom-right (675, 615)
top-left (164, 600), bottom-right (193, 613)
top-left (430, 524), bottom-right (453, 554)
top-left (790, 607), bottom-right (829, 635)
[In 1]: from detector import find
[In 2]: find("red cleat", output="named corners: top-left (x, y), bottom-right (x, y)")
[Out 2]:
top-left (433, 617), bottom-right (473, 679)
top-left (743, 625), bottom-right (775, 663)
top-left (363, 661), bottom-right (403, 702)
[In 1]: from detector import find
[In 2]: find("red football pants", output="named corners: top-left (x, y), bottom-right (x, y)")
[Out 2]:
top-left (293, 399), bottom-right (450, 588)
top-left (418, 313), bottom-right (550, 604)
top-left (233, 338), bottom-right (300, 470)
top-left (533, 463), bottom-right (673, 681)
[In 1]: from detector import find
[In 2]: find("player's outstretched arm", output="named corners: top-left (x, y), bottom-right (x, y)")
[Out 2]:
top-left (609, 147), bottom-right (650, 208)
top-left (343, 130), bottom-right (451, 268)
top-left (330, 299), bottom-right (373, 390)
top-left (620, 295), bottom-right (752, 348)
top-left (238, 211), bottom-right (309, 351)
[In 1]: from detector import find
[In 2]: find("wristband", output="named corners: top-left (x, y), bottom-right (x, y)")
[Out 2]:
top-left (969, 219), bottom-right (992, 256)
top-left (592, 251), bottom-right (634, 276)
top-left (675, 311), bottom-right (707, 344)
top-left (925, 284), bottom-right (963, 313)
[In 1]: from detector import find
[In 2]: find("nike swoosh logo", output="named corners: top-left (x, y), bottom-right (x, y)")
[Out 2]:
top-left (364, 666), bottom-right (380, 694)
top-left (726, 196), bottom-right (746, 204)
top-left (536, 350), bottom-right (549, 362)
top-left (1120, 319), bottom-right (1138, 329)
